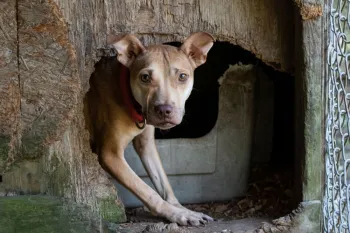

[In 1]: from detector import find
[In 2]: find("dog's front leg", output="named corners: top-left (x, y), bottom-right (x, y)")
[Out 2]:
top-left (132, 125), bottom-right (180, 206)
top-left (132, 125), bottom-right (213, 223)
top-left (100, 141), bottom-right (212, 226)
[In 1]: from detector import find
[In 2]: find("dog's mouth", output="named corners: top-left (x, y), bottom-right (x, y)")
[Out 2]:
top-left (156, 121), bottom-right (177, 129)
top-left (146, 119), bottom-right (178, 129)
top-left (144, 116), bottom-right (179, 129)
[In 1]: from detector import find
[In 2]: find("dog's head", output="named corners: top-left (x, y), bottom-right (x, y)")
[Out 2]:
top-left (109, 32), bottom-right (214, 129)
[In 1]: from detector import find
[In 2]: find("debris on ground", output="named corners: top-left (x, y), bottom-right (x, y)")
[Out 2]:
top-left (115, 218), bottom-right (268, 233)
top-left (245, 204), bottom-right (304, 233)
top-left (184, 164), bottom-right (295, 221)
top-left (127, 164), bottom-right (295, 223)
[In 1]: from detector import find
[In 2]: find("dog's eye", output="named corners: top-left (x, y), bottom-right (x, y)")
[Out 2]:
top-left (179, 73), bottom-right (188, 82)
top-left (140, 74), bottom-right (151, 83)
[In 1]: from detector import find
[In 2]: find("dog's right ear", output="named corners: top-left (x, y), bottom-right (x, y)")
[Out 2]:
top-left (181, 32), bottom-right (214, 68)
top-left (107, 34), bottom-right (145, 67)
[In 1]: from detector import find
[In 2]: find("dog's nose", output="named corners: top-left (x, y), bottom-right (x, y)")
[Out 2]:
top-left (155, 104), bottom-right (173, 118)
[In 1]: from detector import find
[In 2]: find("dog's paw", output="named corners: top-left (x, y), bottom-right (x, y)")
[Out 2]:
top-left (160, 204), bottom-right (213, 226)
top-left (167, 201), bottom-right (213, 223)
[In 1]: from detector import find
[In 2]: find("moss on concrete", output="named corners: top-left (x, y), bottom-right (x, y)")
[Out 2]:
top-left (99, 197), bottom-right (126, 223)
top-left (0, 195), bottom-right (114, 233)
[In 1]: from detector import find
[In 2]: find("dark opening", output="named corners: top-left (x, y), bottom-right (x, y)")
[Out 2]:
top-left (154, 40), bottom-right (295, 161)
top-left (270, 72), bottom-right (295, 166)
top-left (0, 175), bottom-right (2, 183)
top-left (152, 41), bottom-right (297, 218)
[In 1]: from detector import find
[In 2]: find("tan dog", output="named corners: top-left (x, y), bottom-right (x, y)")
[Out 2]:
top-left (85, 32), bottom-right (214, 225)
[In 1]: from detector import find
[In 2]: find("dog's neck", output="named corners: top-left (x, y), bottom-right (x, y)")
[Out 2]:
top-left (119, 64), bottom-right (145, 124)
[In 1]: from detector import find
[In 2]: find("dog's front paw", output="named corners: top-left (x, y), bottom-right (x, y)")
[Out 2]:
top-left (159, 203), bottom-right (213, 226)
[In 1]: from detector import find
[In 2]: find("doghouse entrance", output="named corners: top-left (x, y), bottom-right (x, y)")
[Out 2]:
top-left (85, 38), bottom-right (297, 222)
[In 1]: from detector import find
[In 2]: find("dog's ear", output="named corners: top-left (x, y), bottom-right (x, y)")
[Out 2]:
top-left (180, 32), bottom-right (214, 68)
top-left (108, 34), bottom-right (145, 67)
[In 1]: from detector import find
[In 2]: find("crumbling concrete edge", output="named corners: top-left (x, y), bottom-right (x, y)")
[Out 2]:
top-left (294, 0), bottom-right (323, 20)
top-left (244, 200), bottom-right (321, 233)
top-left (291, 201), bottom-right (321, 233)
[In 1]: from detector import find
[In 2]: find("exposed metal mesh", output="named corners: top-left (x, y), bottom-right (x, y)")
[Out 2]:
top-left (325, 0), bottom-right (350, 232)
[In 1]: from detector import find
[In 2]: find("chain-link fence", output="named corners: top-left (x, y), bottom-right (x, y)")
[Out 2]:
top-left (325, 0), bottom-right (350, 232)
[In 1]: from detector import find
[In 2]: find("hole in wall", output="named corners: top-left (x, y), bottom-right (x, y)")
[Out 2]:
top-left (0, 175), bottom-right (2, 183)
top-left (86, 40), bottom-right (298, 219)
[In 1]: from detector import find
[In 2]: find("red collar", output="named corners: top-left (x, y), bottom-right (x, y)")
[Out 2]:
top-left (119, 64), bottom-right (145, 125)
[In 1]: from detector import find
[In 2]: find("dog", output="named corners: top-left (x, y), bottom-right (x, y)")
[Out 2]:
top-left (84, 32), bottom-right (214, 226)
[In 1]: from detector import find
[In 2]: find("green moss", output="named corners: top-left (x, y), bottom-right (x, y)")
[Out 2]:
top-left (0, 136), bottom-right (10, 171)
top-left (0, 195), bottom-right (113, 233)
top-left (98, 197), bottom-right (126, 223)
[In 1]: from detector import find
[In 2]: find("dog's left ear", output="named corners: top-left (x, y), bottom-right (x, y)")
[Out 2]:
top-left (108, 34), bottom-right (145, 67)
top-left (181, 32), bottom-right (215, 68)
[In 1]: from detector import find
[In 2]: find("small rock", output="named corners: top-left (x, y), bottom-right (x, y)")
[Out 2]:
top-left (166, 223), bottom-right (178, 230)
top-left (6, 191), bottom-right (18, 196)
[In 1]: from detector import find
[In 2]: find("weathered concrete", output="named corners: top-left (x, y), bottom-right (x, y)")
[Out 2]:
top-left (293, 0), bottom-right (324, 232)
